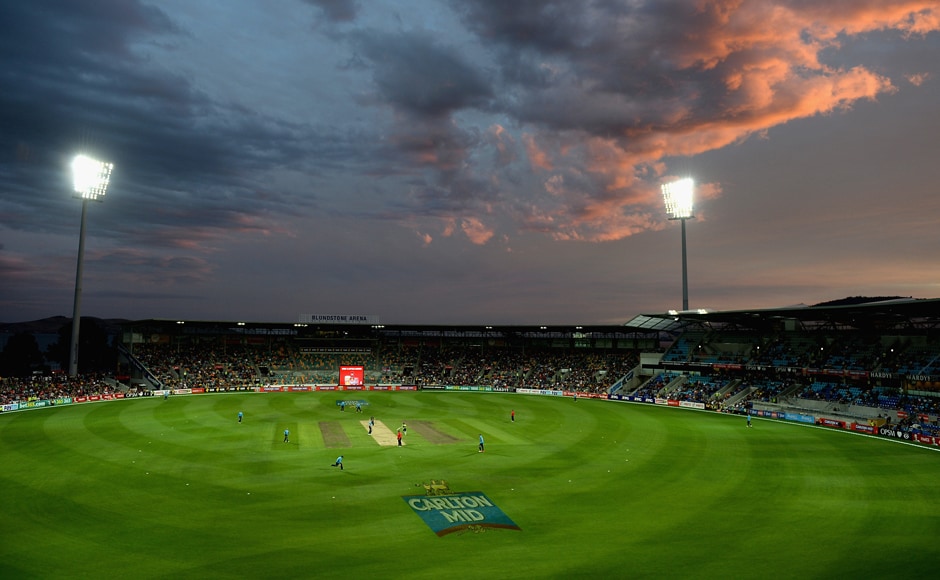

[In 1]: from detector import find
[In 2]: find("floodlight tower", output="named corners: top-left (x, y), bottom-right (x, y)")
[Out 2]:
top-left (68, 154), bottom-right (113, 376)
top-left (662, 178), bottom-right (694, 311)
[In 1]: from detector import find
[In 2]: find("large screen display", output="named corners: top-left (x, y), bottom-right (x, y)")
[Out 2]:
top-left (340, 365), bottom-right (364, 386)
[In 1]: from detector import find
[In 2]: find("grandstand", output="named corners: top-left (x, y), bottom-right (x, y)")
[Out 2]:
top-left (111, 298), bottom-right (940, 431)
top-left (115, 320), bottom-right (651, 394)
top-left (622, 297), bottom-right (940, 435)
top-left (4, 297), bottom-right (940, 441)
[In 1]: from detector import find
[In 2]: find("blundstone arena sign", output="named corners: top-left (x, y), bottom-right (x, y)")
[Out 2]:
top-left (402, 492), bottom-right (521, 536)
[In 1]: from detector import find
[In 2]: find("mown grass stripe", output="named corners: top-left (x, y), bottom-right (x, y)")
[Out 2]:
top-left (1, 392), bottom-right (939, 578)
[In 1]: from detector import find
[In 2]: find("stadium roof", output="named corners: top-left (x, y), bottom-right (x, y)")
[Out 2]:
top-left (623, 297), bottom-right (940, 333)
top-left (120, 318), bottom-right (657, 339)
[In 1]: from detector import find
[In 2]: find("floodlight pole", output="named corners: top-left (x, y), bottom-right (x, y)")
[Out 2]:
top-left (680, 217), bottom-right (689, 311)
top-left (662, 178), bottom-right (694, 312)
top-left (68, 155), bottom-right (112, 377)
top-left (68, 199), bottom-right (90, 376)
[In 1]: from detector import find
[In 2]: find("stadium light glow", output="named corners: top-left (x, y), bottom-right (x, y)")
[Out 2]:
top-left (71, 154), bottom-right (113, 201)
top-left (662, 177), bottom-right (694, 219)
top-left (662, 178), bottom-right (695, 311)
top-left (68, 154), bottom-right (113, 377)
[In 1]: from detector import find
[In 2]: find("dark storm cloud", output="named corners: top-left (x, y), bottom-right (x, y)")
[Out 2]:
top-left (452, 0), bottom-right (925, 139)
top-left (341, 27), bottom-right (505, 235)
top-left (0, 0), bottom-right (341, 240)
top-left (1, 1), bottom-right (938, 323)
top-left (433, 0), bottom-right (937, 242)
top-left (0, 1), bottom-right (177, 65)
top-left (304, 0), bottom-right (361, 23)
top-left (329, 0), bottom-right (937, 245)
top-left (0, 0), bottom-right (177, 226)
top-left (352, 30), bottom-right (494, 117)
top-left (0, 0), bottom-right (375, 323)
top-left (452, 0), bottom-right (682, 131)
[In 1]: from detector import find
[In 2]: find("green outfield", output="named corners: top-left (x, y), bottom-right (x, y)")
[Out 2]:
top-left (1, 392), bottom-right (938, 579)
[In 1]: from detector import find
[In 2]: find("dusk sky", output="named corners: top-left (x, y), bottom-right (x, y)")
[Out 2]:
top-left (1, 1), bottom-right (939, 325)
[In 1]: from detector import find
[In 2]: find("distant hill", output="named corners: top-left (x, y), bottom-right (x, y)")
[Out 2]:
top-left (811, 296), bottom-right (910, 307)
top-left (0, 317), bottom-right (131, 335)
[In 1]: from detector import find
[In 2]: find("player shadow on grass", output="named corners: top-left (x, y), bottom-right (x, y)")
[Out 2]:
top-left (327, 469), bottom-right (361, 476)
top-left (462, 449), bottom-right (492, 457)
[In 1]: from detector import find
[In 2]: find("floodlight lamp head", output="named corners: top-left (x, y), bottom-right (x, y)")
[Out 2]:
top-left (72, 154), bottom-right (113, 201)
top-left (662, 178), bottom-right (694, 219)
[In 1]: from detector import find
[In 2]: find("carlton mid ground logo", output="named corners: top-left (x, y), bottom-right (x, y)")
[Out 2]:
top-left (402, 491), bottom-right (521, 536)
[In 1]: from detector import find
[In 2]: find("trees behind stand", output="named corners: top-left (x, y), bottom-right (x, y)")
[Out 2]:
top-left (0, 318), bottom-right (116, 377)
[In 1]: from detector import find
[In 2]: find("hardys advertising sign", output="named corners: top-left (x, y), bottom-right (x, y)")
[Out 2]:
top-left (402, 492), bottom-right (521, 536)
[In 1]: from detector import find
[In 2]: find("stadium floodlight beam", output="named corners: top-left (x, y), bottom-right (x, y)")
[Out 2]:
top-left (68, 154), bottom-right (113, 376)
top-left (662, 178), bottom-right (694, 311)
